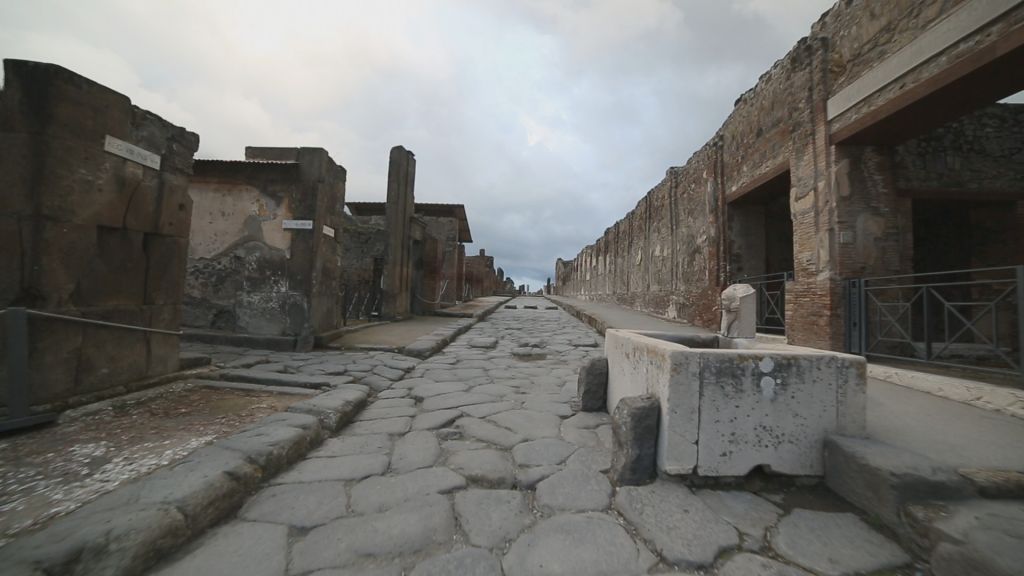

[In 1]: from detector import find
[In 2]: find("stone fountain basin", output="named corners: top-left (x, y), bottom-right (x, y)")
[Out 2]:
top-left (605, 330), bottom-right (866, 477)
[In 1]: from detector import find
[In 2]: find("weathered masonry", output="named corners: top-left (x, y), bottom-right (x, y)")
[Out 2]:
top-left (182, 147), bottom-right (346, 350)
top-left (346, 201), bottom-right (473, 313)
top-left (0, 60), bottom-right (199, 414)
top-left (557, 0), bottom-right (1024, 373)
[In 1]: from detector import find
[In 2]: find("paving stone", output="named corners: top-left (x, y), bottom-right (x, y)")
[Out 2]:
top-left (512, 438), bottom-right (577, 467)
top-left (311, 435), bottom-right (392, 458)
top-left (502, 512), bottom-right (655, 576)
top-left (411, 409), bottom-right (463, 430)
top-left (563, 411), bottom-right (611, 429)
top-left (217, 423), bottom-right (319, 477)
top-left (514, 465), bottom-right (561, 489)
top-left (565, 446), bottom-right (611, 473)
top-left (373, 365), bottom-right (406, 381)
top-left (488, 410), bottom-right (561, 440)
top-left (422, 392), bottom-right (499, 411)
top-left (290, 495), bottom-right (454, 574)
top-left (460, 401), bottom-right (519, 418)
top-left (356, 406), bottom-right (419, 421)
top-left (347, 364), bottom-right (374, 373)
top-left (454, 489), bottom-right (535, 549)
top-left (447, 449), bottom-right (514, 488)
top-left (411, 381), bottom-right (468, 399)
top-left (360, 375), bottom-right (393, 392)
top-left (614, 481), bottom-right (739, 568)
top-left (469, 337), bottom-right (499, 349)
top-left (350, 467), bottom-right (467, 514)
top-left (410, 548), bottom-right (503, 576)
top-left (308, 567), bottom-right (402, 576)
top-left (560, 425), bottom-right (601, 448)
top-left (239, 482), bottom-right (348, 528)
top-left (522, 399), bottom-right (573, 417)
top-left (377, 389), bottom-right (410, 399)
top-left (457, 417), bottom-right (525, 448)
top-left (772, 510), bottom-right (910, 576)
top-left (718, 553), bottom-right (813, 576)
top-left (535, 467), bottom-right (611, 514)
top-left (273, 454), bottom-right (389, 484)
top-left (152, 521), bottom-right (287, 576)
top-left (395, 377), bottom-right (436, 389)
top-left (511, 347), bottom-right (546, 359)
top-left (391, 431), bottom-right (441, 473)
top-left (424, 368), bottom-right (488, 382)
top-left (472, 384), bottom-right (518, 397)
top-left (345, 417), bottom-right (412, 436)
top-left (384, 358), bottom-right (419, 372)
top-left (371, 398), bottom-right (416, 409)
top-left (444, 439), bottom-right (491, 452)
top-left (695, 490), bottom-right (783, 550)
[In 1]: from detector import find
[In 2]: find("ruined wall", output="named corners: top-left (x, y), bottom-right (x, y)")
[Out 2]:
top-left (183, 147), bottom-right (346, 341)
top-left (338, 214), bottom-right (387, 304)
top-left (465, 249), bottom-right (497, 298)
top-left (0, 60), bottom-right (199, 410)
top-left (556, 0), bottom-right (1024, 350)
top-left (419, 215), bottom-right (461, 304)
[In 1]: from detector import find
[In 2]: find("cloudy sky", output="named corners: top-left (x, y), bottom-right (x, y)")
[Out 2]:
top-left (1, 0), bottom-right (836, 289)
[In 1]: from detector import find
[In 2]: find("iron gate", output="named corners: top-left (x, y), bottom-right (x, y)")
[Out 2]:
top-left (733, 271), bottom-right (793, 335)
top-left (847, 266), bottom-right (1024, 376)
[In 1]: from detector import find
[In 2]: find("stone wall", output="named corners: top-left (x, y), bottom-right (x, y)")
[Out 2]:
top-left (555, 0), bottom-right (1024, 350)
top-left (465, 249), bottom-right (497, 298)
top-left (338, 214), bottom-right (387, 309)
top-left (0, 59), bottom-right (199, 411)
top-left (419, 215), bottom-right (461, 305)
top-left (183, 147), bottom-right (346, 343)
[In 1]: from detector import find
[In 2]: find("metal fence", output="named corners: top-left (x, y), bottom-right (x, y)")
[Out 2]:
top-left (340, 284), bottom-right (382, 326)
top-left (732, 271), bottom-right (793, 335)
top-left (847, 266), bottom-right (1024, 376)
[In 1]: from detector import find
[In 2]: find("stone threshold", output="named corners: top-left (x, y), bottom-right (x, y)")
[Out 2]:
top-left (0, 381), bottom-right (371, 576)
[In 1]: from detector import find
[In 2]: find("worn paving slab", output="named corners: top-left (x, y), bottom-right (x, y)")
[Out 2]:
top-left (771, 510), bottom-right (910, 576)
top-left (130, 300), bottom-right (914, 576)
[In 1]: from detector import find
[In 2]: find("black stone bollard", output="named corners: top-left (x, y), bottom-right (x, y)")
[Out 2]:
top-left (610, 394), bottom-right (659, 486)
top-left (576, 357), bottom-right (608, 412)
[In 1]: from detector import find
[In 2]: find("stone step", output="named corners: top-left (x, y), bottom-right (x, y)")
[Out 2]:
top-left (905, 499), bottom-right (1024, 576)
top-left (179, 352), bottom-right (212, 370)
top-left (216, 369), bottom-right (350, 389)
top-left (824, 435), bottom-right (975, 539)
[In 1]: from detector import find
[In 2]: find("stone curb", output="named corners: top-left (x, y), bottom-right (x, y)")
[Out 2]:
top-left (402, 297), bottom-right (512, 358)
top-left (0, 384), bottom-right (370, 576)
top-left (544, 296), bottom-right (610, 335)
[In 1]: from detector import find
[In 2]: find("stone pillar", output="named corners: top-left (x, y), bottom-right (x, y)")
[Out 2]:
top-left (455, 243), bottom-right (466, 302)
top-left (0, 59), bottom-right (199, 411)
top-left (382, 146), bottom-right (416, 318)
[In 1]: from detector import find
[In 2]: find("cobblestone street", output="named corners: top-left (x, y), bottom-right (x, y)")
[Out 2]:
top-left (149, 299), bottom-right (912, 576)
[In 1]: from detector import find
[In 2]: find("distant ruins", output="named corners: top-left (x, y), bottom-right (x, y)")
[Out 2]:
top-left (0, 60), bottom-right (515, 414)
top-left (555, 0), bottom-right (1024, 375)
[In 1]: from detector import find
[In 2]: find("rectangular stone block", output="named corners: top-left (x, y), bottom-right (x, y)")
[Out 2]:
top-left (0, 216), bottom-right (21, 303)
top-left (144, 234), bottom-right (188, 305)
top-left (146, 304), bottom-right (181, 377)
top-left (26, 314), bottom-right (83, 407)
top-left (155, 173), bottom-right (193, 238)
top-left (74, 227), bottom-right (147, 307)
top-left (25, 219), bottom-right (98, 308)
top-left (605, 329), bottom-right (867, 477)
top-left (76, 308), bottom-right (149, 394)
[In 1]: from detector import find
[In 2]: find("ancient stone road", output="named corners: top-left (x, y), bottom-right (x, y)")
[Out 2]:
top-left (152, 299), bottom-right (912, 576)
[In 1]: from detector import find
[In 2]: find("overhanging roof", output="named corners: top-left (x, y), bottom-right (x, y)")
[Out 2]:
top-left (346, 202), bottom-right (473, 243)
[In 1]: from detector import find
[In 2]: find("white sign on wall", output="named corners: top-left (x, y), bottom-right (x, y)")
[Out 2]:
top-left (282, 220), bottom-right (314, 230)
top-left (104, 135), bottom-right (161, 170)
top-left (322, 225), bottom-right (336, 238)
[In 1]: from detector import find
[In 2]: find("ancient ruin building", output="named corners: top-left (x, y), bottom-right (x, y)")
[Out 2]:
top-left (346, 202), bottom-right (472, 312)
top-left (182, 147), bottom-right (346, 350)
top-left (556, 0), bottom-right (1024, 374)
top-left (0, 59), bottom-right (199, 414)
top-left (465, 249), bottom-right (498, 298)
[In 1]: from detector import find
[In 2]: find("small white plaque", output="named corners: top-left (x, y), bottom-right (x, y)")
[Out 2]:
top-left (282, 220), bottom-right (314, 230)
top-left (104, 135), bottom-right (161, 170)
top-left (322, 225), bottom-right (336, 238)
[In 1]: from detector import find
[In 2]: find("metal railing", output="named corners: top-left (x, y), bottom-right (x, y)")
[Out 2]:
top-left (2, 307), bottom-right (182, 433)
top-left (847, 266), bottom-right (1024, 376)
top-left (733, 271), bottom-right (793, 335)
top-left (340, 285), bottom-right (381, 326)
